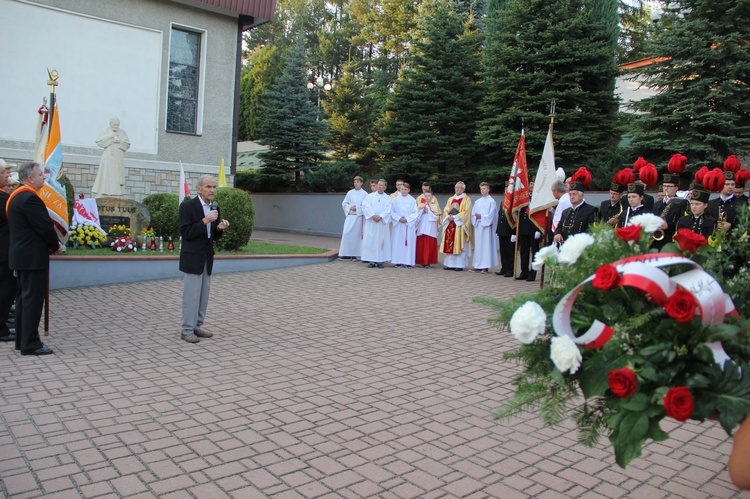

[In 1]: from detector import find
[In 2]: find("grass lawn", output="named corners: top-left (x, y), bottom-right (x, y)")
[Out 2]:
top-left (63, 240), bottom-right (329, 256)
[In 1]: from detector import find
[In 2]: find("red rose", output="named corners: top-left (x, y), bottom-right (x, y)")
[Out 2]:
top-left (592, 264), bottom-right (620, 290)
top-left (663, 386), bottom-right (694, 422)
top-left (664, 289), bottom-right (696, 323)
top-left (615, 225), bottom-right (643, 243)
top-left (674, 228), bottom-right (707, 253)
top-left (608, 367), bottom-right (638, 398)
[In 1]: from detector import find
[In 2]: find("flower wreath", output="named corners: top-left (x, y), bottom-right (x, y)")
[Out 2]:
top-left (487, 211), bottom-right (750, 468)
top-left (110, 236), bottom-right (138, 252)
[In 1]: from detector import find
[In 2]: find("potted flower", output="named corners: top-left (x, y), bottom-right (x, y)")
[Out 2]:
top-left (68, 222), bottom-right (107, 249)
top-left (141, 226), bottom-right (156, 247)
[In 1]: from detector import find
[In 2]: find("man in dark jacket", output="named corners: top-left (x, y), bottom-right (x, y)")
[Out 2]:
top-left (495, 181), bottom-right (514, 277)
top-left (8, 162), bottom-right (62, 355)
top-left (0, 165), bottom-right (17, 343)
top-left (179, 175), bottom-right (229, 344)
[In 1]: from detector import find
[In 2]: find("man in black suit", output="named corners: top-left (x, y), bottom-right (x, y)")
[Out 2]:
top-left (495, 181), bottom-right (514, 277)
top-left (179, 175), bottom-right (229, 344)
top-left (0, 165), bottom-right (17, 343)
top-left (8, 162), bottom-right (62, 355)
top-left (553, 180), bottom-right (598, 243)
top-left (652, 173), bottom-right (688, 249)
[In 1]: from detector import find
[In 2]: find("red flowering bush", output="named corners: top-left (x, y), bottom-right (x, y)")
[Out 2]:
top-left (664, 289), bottom-right (697, 323)
top-left (592, 264), bottom-right (620, 290)
top-left (674, 228), bottom-right (707, 253)
top-left (608, 368), bottom-right (638, 398)
top-left (615, 225), bottom-right (642, 243)
top-left (663, 387), bottom-right (694, 422)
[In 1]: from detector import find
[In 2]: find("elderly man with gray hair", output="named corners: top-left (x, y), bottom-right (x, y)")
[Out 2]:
top-left (440, 181), bottom-right (473, 271)
top-left (178, 175), bottom-right (229, 344)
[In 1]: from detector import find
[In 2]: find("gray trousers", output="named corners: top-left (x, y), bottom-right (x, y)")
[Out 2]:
top-left (182, 264), bottom-right (211, 336)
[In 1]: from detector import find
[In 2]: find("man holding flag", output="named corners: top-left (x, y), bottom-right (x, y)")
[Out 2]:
top-left (8, 162), bottom-right (63, 355)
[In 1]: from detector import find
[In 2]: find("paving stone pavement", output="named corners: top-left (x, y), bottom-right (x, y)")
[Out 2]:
top-left (0, 232), bottom-right (743, 498)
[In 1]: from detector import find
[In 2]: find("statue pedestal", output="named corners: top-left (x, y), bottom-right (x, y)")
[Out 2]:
top-left (95, 197), bottom-right (150, 237)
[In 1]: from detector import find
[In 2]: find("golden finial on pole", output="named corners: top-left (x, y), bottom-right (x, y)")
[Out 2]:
top-left (47, 68), bottom-right (59, 94)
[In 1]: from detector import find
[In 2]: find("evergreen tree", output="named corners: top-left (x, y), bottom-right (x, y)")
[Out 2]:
top-left (378, 0), bottom-right (483, 190)
top-left (321, 62), bottom-right (378, 170)
top-left (479, 0), bottom-right (620, 187)
top-left (239, 45), bottom-right (284, 141)
top-left (629, 0), bottom-right (750, 165)
top-left (257, 43), bottom-right (328, 191)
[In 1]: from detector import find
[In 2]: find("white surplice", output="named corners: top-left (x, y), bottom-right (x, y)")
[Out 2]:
top-left (338, 187), bottom-right (368, 258)
top-left (390, 193), bottom-right (419, 266)
top-left (361, 191), bottom-right (392, 263)
top-left (416, 205), bottom-right (439, 238)
top-left (472, 195), bottom-right (499, 269)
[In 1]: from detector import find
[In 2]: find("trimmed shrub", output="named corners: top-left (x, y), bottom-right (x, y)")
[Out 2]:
top-left (302, 161), bottom-right (361, 192)
top-left (142, 193), bottom-right (179, 238)
top-left (214, 187), bottom-right (254, 251)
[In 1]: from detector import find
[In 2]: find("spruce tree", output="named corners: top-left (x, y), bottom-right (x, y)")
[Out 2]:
top-left (629, 0), bottom-right (750, 165)
top-left (239, 45), bottom-right (284, 141)
top-left (479, 0), bottom-right (620, 187)
top-left (321, 62), bottom-right (378, 170)
top-left (257, 43), bottom-right (328, 191)
top-left (378, 0), bottom-right (483, 190)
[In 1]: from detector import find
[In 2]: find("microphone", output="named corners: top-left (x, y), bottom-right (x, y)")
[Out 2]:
top-left (209, 201), bottom-right (218, 212)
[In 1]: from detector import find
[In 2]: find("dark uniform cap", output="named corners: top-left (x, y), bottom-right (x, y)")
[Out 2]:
top-left (691, 184), bottom-right (710, 203)
top-left (610, 181), bottom-right (626, 193)
top-left (569, 181), bottom-right (586, 193)
top-left (662, 173), bottom-right (680, 186)
top-left (627, 182), bottom-right (645, 196)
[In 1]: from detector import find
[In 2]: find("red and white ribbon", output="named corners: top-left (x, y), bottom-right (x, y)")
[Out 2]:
top-left (552, 253), bottom-right (738, 359)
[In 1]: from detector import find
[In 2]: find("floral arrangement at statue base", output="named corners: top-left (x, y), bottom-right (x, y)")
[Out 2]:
top-left (481, 210), bottom-right (750, 468)
top-left (68, 222), bottom-right (107, 249)
top-left (110, 236), bottom-right (138, 252)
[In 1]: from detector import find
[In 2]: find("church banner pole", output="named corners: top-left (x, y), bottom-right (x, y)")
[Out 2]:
top-left (43, 69), bottom-right (59, 337)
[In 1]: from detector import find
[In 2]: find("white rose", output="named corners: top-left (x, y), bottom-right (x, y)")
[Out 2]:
top-left (557, 233), bottom-right (595, 265)
top-left (550, 335), bottom-right (582, 374)
top-left (532, 245), bottom-right (558, 271)
top-left (628, 213), bottom-right (664, 233)
top-left (510, 301), bottom-right (546, 344)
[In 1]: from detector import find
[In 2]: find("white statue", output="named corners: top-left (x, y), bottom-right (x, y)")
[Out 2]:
top-left (91, 118), bottom-right (130, 198)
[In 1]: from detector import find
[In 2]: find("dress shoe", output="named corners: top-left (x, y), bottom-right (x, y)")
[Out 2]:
top-left (515, 274), bottom-right (529, 280)
top-left (181, 333), bottom-right (199, 343)
top-left (495, 271), bottom-right (504, 275)
top-left (194, 328), bottom-right (213, 338)
top-left (0, 333), bottom-right (16, 342)
top-left (369, 263), bottom-right (376, 268)
top-left (21, 346), bottom-right (54, 356)
top-left (454, 268), bottom-right (464, 272)
top-left (377, 263), bottom-right (384, 268)
top-left (443, 266), bottom-right (454, 270)
top-left (526, 272), bottom-right (537, 282)
top-left (504, 272), bottom-right (513, 277)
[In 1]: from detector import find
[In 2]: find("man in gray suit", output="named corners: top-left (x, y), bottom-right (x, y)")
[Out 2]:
top-left (178, 175), bottom-right (229, 344)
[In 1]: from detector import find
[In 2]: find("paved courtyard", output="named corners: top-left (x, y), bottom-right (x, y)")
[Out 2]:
top-left (0, 232), bottom-right (743, 498)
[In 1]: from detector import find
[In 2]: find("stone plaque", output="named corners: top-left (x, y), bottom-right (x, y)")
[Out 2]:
top-left (96, 197), bottom-right (150, 237)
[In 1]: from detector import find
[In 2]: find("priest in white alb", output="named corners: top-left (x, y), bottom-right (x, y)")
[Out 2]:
top-left (471, 182), bottom-right (498, 273)
top-left (361, 179), bottom-right (392, 268)
top-left (390, 182), bottom-right (419, 268)
top-left (338, 176), bottom-right (368, 260)
top-left (440, 181), bottom-right (473, 271)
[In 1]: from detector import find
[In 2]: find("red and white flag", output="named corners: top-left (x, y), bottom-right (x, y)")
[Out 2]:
top-left (179, 161), bottom-right (190, 200)
top-left (503, 132), bottom-right (530, 228)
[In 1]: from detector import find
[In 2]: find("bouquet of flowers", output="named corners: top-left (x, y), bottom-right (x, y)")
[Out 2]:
top-left (110, 236), bottom-right (138, 252)
top-left (141, 226), bottom-right (156, 238)
top-left (484, 209), bottom-right (750, 468)
top-left (107, 224), bottom-right (131, 237)
top-left (68, 222), bottom-right (108, 249)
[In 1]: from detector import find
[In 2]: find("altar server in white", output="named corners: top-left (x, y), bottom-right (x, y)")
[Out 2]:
top-left (471, 182), bottom-right (499, 273)
top-left (361, 179), bottom-right (392, 268)
top-left (390, 182), bottom-right (419, 268)
top-left (338, 176), bottom-right (368, 260)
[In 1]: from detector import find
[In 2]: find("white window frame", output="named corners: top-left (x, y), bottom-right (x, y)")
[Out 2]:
top-left (166, 23), bottom-right (207, 135)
